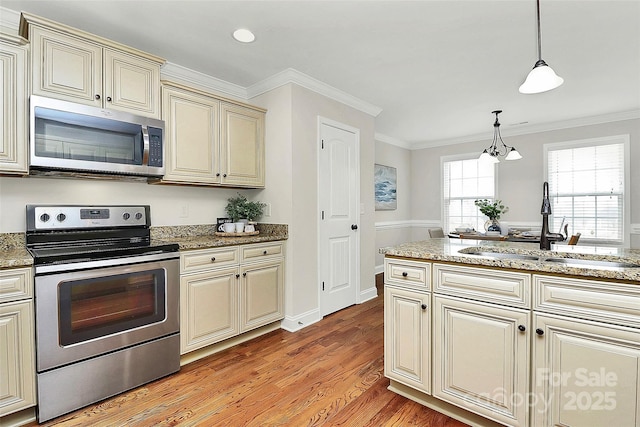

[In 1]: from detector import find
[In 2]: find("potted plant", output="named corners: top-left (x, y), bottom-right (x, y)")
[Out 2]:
top-left (474, 199), bottom-right (508, 232)
top-left (225, 193), bottom-right (266, 223)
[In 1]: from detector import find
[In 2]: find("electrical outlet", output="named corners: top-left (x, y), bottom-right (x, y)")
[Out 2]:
top-left (179, 204), bottom-right (189, 218)
top-left (264, 203), bottom-right (272, 217)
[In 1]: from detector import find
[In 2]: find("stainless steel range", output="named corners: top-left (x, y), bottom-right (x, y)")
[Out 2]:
top-left (26, 205), bottom-right (180, 422)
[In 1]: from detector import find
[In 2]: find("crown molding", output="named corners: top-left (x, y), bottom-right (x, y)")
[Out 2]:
top-left (375, 133), bottom-right (412, 150)
top-left (246, 68), bottom-right (382, 117)
top-left (411, 109), bottom-right (640, 151)
top-left (0, 7), bottom-right (21, 36)
top-left (160, 62), bottom-right (247, 100)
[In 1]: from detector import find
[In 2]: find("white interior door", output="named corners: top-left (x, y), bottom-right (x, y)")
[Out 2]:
top-left (318, 118), bottom-right (360, 316)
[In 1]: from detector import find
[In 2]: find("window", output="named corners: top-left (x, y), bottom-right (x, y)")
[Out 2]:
top-left (545, 135), bottom-right (629, 245)
top-left (442, 156), bottom-right (495, 233)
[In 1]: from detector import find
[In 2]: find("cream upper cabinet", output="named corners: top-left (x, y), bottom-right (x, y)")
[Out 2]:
top-left (162, 84), bottom-right (220, 184)
top-left (532, 313), bottom-right (640, 427)
top-left (433, 295), bottom-right (530, 427)
top-left (160, 81), bottom-right (266, 188)
top-left (220, 102), bottom-right (265, 187)
top-left (384, 285), bottom-right (430, 393)
top-left (0, 268), bottom-right (36, 417)
top-left (24, 14), bottom-right (163, 119)
top-left (0, 37), bottom-right (28, 175)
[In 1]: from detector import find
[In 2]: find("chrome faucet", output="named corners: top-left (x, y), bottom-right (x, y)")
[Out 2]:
top-left (540, 182), bottom-right (566, 250)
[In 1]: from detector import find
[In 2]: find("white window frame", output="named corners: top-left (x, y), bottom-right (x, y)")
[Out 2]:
top-left (543, 135), bottom-right (630, 248)
top-left (441, 153), bottom-right (498, 233)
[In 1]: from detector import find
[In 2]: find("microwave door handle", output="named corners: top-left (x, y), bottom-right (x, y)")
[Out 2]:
top-left (141, 125), bottom-right (150, 166)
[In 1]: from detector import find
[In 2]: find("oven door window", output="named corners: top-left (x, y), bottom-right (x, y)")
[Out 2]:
top-left (58, 269), bottom-right (166, 346)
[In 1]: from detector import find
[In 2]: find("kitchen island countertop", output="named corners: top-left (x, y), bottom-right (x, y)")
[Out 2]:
top-left (380, 238), bottom-right (640, 282)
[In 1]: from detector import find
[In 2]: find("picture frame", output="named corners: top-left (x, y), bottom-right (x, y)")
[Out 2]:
top-left (374, 164), bottom-right (397, 210)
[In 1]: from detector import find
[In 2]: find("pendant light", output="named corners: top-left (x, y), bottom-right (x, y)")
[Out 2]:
top-left (519, 0), bottom-right (564, 94)
top-left (478, 110), bottom-right (522, 163)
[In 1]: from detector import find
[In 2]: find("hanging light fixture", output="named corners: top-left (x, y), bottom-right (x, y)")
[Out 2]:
top-left (478, 110), bottom-right (522, 163)
top-left (519, 0), bottom-right (564, 94)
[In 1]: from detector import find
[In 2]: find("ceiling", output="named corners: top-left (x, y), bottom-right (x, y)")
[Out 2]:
top-left (2, 0), bottom-right (639, 146)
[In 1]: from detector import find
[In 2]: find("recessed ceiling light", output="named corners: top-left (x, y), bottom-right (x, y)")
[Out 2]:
top-left (233, 29), bottom-right (255, 43)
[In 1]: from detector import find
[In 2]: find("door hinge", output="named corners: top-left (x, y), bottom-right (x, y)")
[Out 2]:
top-left (321, 210), bottom-right (324, 220)
top-left (321, 139), bottom-right (324, 149)
top-left (322, 281), bottom-right (325, 291)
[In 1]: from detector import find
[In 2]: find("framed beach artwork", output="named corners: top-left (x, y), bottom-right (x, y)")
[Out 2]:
top-left (374, 164), bottom-right (397, 210)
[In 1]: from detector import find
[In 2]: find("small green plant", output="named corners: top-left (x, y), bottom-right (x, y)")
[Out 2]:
top-left (225, 193), bottom-right (267, 222)
top-left (474, 199), bottom-right (509, 220)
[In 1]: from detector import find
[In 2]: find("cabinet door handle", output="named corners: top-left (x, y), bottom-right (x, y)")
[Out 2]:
top-left (402, 272), bottom-right (408, 277)
top-left (223, 173), bottom-right (227, 178)
top-left (243, 272), bottom-right (247, 277)
top-left (210, 257), bottom-right (216, 262)
top-left (421, 304), bottom-right (427, 310)
top-left (535, 328), bottom-right (544, 336)
top-left (106, 96), bottom-right (112, 102)
top-left (216, 173), bottom-right (221, 177)
top-left (263, 250), bottom-right (268, 255)
top-left (518, 325), bottom-right (526, 332)
top-left (235, 274), bottom-right (240, 278)
top-left (95, 94), bottom-right (101, 100)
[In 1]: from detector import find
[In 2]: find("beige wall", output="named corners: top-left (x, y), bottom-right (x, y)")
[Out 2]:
top-left (251, 83), bottom-right (377, 329)
top-left (374, 140), bottom-right (414, 270)
top-left (410, 118), bottom-right (640, 247)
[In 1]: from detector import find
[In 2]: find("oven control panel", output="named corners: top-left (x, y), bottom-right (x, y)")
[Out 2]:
top-left (27, 205), bottom-right (150, 230)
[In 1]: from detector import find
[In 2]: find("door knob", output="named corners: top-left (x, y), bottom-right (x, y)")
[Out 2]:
top-left (518, 325), bottom-right (526, 332)
top-left (351, 224), bottom-right (358, 230)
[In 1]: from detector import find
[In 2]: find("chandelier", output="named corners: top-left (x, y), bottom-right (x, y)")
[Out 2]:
top-left (478, 110), bottom-right (522, 163)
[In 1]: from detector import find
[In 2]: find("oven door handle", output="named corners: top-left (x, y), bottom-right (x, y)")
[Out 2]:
top-left (35, 251), bottom-right (179, 275)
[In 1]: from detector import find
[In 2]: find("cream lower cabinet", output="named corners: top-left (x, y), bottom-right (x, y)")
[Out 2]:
top-left (0, 36), bottom-right (28, 175)
top-left (25, 16), bottom-right (163, 118)
top-left (0, 268), bottom-right (36, 417)
top-left (433, 295), bottom-right (530, 427)
top-left (384, 285), bottom-right (430, 393)
top-left (160, 81), bottom-right (265, 188)
top-left (180, 242), bottom-right (284, 355)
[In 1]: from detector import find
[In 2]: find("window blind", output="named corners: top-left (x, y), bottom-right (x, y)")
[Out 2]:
top-left (443, 158), bottom-right (495, 232)
top-left (547, 141), bottom-right (625, 243)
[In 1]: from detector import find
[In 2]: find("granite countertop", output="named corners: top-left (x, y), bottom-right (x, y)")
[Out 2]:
top-left (0, 223), bottom-right (288, 269)
top-left (380, 238), bottom-right (640, 282)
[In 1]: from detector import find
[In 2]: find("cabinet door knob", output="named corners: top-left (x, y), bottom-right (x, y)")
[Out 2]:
top-left (216, 173), bottom-right (221, 177)
top-left (106, 96), bottom-right (112, 102)
top-left (95, 94), bottom-right (101, 100)
top-left (243, 272), bottom-right (247, 277)
top-left (421, 304), bottom-right (427, 310)
top-left (235, 274), bottom-right (240, 278)
top-left (535, 328), bottom-right (544, 336)
top-left (263, 250), bottom-right (268, 255)
top-left (518, 325), bottom-right (526, 332)
top-left (402, 272), bottom-right (408, 277)
top-left (210, 257), bottom-right (216, 262)
top-left (223, 173), bottom-right (227, 178)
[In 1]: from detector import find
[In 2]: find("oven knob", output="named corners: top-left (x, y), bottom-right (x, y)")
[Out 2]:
top-left (135, 212), bottom-right (143, 220)
top-left (40, 213), bottom-right (50, 222)
top-left (122, 213), bottom-right (131, 220)
top-left (56, 213), bottom-right (66, 222)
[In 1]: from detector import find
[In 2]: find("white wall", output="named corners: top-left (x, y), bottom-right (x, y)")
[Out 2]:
top-left (410, 118), bottom-right (640, 247)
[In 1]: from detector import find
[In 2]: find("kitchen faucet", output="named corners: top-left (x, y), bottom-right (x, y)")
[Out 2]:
top-left (540, 182), bottom-right (566, 250)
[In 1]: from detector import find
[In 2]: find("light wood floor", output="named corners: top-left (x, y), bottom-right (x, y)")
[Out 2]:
top-left (31, 282), bottom-right (467, 427)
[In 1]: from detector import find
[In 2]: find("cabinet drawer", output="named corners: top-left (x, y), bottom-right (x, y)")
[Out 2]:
top-left (181, 247), bottom-right (239, 273)
top-left (0, 267), bottom-right (33, 303)
top-left (241, 242), bottom-right (283, 262)
top-left (433, 263), bottom-right (530, 308)
top-left (384, 258), bottom-right (431, 290)
top-left (534, 274), bottom-right (640, 328)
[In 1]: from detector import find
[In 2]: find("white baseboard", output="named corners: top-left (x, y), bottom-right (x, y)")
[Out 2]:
top-left (375, 264), bottom-right (384, 275)
top-left (359, 286), bottom-right (378, 303)
top-left (280, 308), bottom-right (322, 332)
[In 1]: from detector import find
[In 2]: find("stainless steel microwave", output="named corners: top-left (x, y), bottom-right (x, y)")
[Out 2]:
top-left (29, 96), bottom-right (165, 177)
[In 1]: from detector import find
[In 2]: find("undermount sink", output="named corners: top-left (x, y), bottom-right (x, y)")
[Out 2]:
top-left (542, 257), bottom-right (640, 269)
top-left (467, 251), bottom-right (539, 261)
